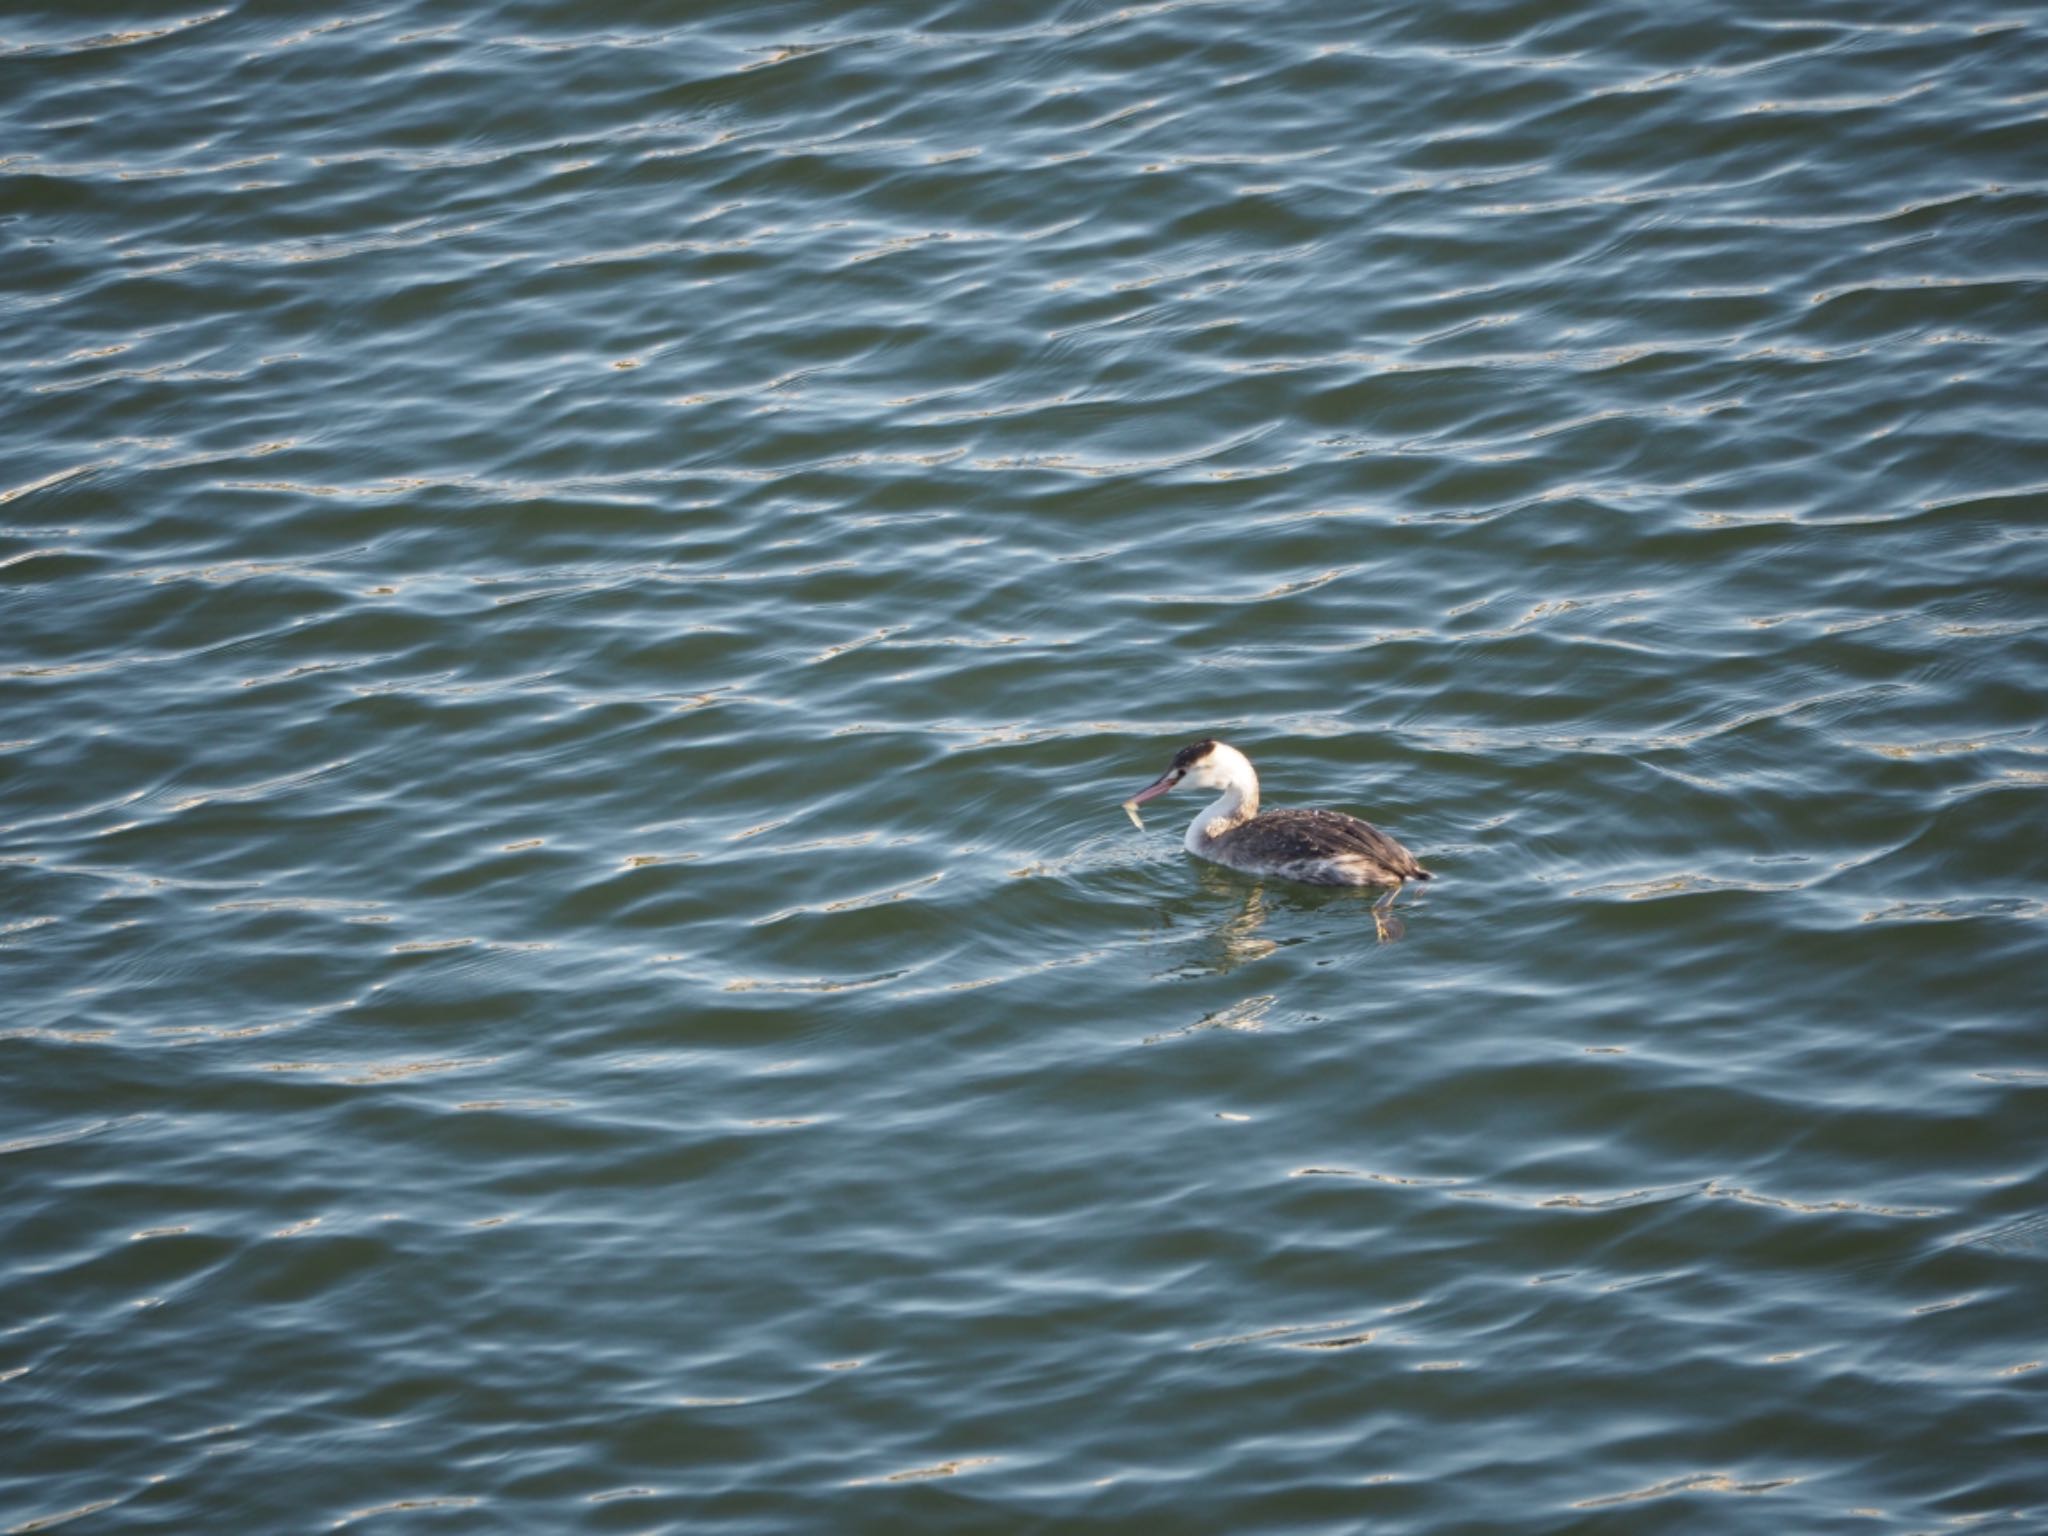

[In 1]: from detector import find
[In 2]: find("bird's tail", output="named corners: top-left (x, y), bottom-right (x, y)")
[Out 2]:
top-left (1410, 866), bottom-right (1434, 881)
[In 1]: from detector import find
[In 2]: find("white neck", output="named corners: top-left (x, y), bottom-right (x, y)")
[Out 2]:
top-left (1184, 754), bottom-right (1260, 853)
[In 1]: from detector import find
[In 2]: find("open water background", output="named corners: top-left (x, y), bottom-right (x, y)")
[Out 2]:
top-left (4, 1), bottom-right (2046, 1529)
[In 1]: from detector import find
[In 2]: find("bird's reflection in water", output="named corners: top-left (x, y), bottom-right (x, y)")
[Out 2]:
top-left (1156, 864), bottom-right (1409, 981)
top-left (1205, 872), bottom-right (1282, 972)
top-left (1152, 866), bottom-right (1282, 979)
top-left (1143, 991), bottom-right (1276, 1045)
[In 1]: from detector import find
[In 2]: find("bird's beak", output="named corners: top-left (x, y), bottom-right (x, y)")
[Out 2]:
top-left (1126, 769), bottom-right (1178, 806)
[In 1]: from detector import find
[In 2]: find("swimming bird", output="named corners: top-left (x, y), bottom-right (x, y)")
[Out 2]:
top-left (1123, 739), bottom-right (1431, 938)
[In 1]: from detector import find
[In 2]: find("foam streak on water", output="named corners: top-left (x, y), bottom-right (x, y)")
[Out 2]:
top-left (3, 0), bottom-right (2044, 1530)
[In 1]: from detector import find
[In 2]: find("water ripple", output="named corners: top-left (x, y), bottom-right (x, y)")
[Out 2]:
top-left (3, 0), bottom-right (2044, 1529)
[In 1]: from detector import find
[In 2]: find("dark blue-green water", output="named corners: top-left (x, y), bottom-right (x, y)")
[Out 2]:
top-left (4, 1), bottom-right (2046, 1530)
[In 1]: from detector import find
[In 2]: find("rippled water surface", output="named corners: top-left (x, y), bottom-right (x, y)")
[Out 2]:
top-left (5, 0), bottom-right (2046, 1529)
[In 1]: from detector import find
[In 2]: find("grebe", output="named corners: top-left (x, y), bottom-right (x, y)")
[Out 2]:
top-left (1123, 739), bottom-right (1432, 937)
